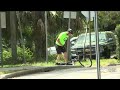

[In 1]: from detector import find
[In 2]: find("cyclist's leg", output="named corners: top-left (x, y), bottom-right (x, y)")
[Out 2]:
top-left (55, 45), bottom-right (62, 63)
top-left (63, 52), bottom-right (67, 63)
top-left (62, 47), bottom-right (72, 65)
top-left (61, 46), bottom-right (68, 63)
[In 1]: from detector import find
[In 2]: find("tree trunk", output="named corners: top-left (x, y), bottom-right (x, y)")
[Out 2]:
top-left (32, 11), bottom-right (46, 61)
top-left (10, 11), bottom-right (17, 64)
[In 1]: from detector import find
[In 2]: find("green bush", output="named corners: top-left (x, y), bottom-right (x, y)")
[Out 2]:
top-left (17, 46), bottom-right (33, 63)
top-left (2, 46), bottom-right (33, 65)
top-left (115, 24), bottom-right (120, 60)
top-left (2, 48), bottom-right (12, 64)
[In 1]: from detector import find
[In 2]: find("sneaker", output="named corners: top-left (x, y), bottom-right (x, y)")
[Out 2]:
top-left (55, 63), bottom-right (61, 65)
top-left (56, 63), bottom-right (66, 65)
top-left (65, 63), bottom-right (73, 65)
top-left (59, 63), bottom-right (66, 65)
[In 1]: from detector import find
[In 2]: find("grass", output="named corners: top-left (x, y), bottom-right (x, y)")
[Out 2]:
top-left (74, 59), bottom-right (120, 67)
top-left (0, 63), bottom-right (31, 68)
top-left (0, 59), bottom-right (120, 75)
top-left (0, 58), bottom-right (120, 68)
top-left (0, 70), bottom-right (23, 75)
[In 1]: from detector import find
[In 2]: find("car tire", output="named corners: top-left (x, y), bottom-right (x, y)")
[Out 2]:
top-left (105, 49), bottom-right (111, 59)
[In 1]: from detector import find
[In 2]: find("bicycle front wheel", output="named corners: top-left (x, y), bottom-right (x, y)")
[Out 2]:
top-left (79, 58), bottom-right (92, 67)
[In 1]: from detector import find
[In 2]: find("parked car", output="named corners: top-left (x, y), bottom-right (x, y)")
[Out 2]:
top-left (48, 46), bottom-right (57, 55)
top-left (71, 31), bottom-right (116, 59)
top-left (70, 37), bottom-right (78, 47)
top-left (48, 37), bottom-right (78, 55)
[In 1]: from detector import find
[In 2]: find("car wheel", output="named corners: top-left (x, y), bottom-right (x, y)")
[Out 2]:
top-left (105, 49), bottom-right (111, 59)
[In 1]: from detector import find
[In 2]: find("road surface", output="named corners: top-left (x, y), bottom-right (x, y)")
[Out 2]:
top-left (11, 66), bottom-right (120, 79)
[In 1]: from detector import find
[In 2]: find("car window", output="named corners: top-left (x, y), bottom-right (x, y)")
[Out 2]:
top-left (75, 34), bottom-right (86, 45)
top-left (99, 33), bottom-right (106, 41)
top-left (75, 32), bottom-right (106, 45)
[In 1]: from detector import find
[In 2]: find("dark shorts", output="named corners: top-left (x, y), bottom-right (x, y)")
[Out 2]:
top-left (55, 44), bottom-right (66, 54)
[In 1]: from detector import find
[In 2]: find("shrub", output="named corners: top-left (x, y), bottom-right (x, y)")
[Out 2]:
top-left (2, 46), bottom-right (33, 65)
top-left (115, 24), bottom-right (120, 60)
top-left (17, 46), bottom-right (33, 63)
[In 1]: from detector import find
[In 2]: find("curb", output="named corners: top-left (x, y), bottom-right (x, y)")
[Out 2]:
top-left (1, 66), bottom-right (83, 79)
top-left (2, 64), bottom-right (119, 79)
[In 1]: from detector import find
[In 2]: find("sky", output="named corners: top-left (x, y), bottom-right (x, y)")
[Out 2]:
top-left (50, 11), bottom-right (56, 15)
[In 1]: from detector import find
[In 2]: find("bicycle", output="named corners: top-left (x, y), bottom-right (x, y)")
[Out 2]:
top-left (71, 51), bottom-right (92, 67)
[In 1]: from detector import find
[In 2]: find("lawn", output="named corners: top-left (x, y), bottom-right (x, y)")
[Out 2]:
top-left (0, 59), bottom-right (120, 75)
top-left (0, 58), bottom-right (119, 68)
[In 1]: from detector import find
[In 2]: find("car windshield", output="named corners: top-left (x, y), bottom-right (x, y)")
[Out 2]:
top-left (75, 32), bottom-right (106, 45)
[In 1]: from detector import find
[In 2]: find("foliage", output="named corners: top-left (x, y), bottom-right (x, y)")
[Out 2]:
top-left (17, 46), bottom-right (33, 62)
top-left (98, 11), bottom-right (120, 31)
top-left (2, 48), bottom-right (11, 62)
top-left (2, 46), bottom-right (33, 65)
top-left (115, 24), bottom-right (120, 60)
top-left (47, 11), bottom-right (85, 47)
top-left (2, 11), bottom-right (120, 65)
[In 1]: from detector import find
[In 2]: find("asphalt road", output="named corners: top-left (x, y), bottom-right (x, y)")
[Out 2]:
top-left (11, 66), bottom-right (120, 79)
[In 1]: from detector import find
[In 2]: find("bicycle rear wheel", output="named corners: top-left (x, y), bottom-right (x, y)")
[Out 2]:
top-left (79, 58), bottom-right (92, 67)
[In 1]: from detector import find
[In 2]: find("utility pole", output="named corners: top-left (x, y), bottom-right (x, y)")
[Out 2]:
top-left (64, 11), bottom-right (76, 62)
top-left (95, 11), bottom-right (101, 79)
top-left (0, 12), bottom-right (3, 67)
top-left (67, 11), bottom-right (71, 62)
top-left (89, 11), bottom-right (92, 61)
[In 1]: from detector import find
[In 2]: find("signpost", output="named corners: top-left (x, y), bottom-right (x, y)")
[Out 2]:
top-left (95, 11), bottom-right (101, 79)
top-left (0, 12), bottom-right (3, 67)
top-left (88, 11), bottom-right (92, 61)
top-left (64, 11), bottom-right (76, 19)
top-left (1, 12), bottom-right (6, 28)
top-left (0, 12), bottom-right (6, 67)
top-left (81, 11), bottom-right (95, 22)
top-left (63, 11), bottom-right (76, 61)
top-left (82, 11), bottom-right (101, 79)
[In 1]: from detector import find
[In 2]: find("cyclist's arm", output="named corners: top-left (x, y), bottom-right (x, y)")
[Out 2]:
top-left (56, 38), bottom-right (63, 46)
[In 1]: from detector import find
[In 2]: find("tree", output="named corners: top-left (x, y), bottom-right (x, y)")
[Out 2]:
top-left (98, 11), bottom-right (120, 31)
top-left (32, 11), bottom-right (46, 61)
top-left (10, 11), bottom-right (17, 64)
top-left (115, 24), bottom-right (120, 60)
top-left (18, 11), bottom-right (33, 51)
top-left (47, 11), bottom-right (85, 47)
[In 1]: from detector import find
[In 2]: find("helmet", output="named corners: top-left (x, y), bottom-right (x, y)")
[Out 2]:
top-left (68, 28), bottom-right (73, 34)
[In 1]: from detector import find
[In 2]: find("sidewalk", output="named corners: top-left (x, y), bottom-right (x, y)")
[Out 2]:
top-left (0, 64), bottom-right (120, 79)
top-left (0, 65), bottom-right (82, 79)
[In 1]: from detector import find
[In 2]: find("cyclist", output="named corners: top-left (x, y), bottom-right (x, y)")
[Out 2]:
top-left (55, 28), bottom-right (73, 65)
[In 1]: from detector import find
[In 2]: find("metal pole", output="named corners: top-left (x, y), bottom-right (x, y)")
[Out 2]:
top-left (68, 11), bottom-right (71, 29)
top-left (0, 12), bottom-right (3, 67)
top-left (67, 11), bottom-right (71, 62)
top-left (89, 11), bottom-right (92, 60)
top-left (45, 11), bottom-right (48, 63)
top-left (95, 11), bottom-right (101, 79)
top-left (83, 25), bottom-right (88, 60)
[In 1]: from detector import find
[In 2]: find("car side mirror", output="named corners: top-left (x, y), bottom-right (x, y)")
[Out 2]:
top-left (71, 42), bottom-right (75, 45)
